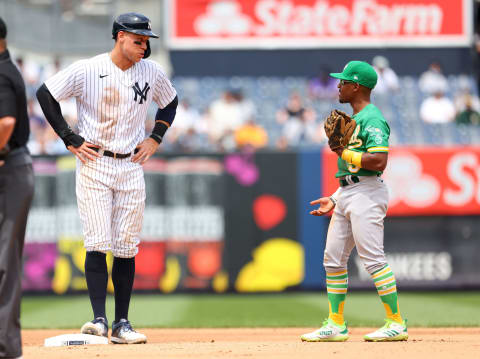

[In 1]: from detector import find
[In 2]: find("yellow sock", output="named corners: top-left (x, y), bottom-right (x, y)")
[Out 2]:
top-left (329, 301), bottom-right (345, 326)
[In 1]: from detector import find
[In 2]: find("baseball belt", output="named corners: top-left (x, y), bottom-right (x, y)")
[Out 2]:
top-left (88, 147), bottom-right (139, 159)
top-left (339, 174), bottom-right (382, 187)
top-left (339, 175), bottom-right (360, 187)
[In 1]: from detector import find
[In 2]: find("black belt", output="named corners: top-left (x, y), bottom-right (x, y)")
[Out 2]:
top-left (339, 175), bottom-right (360, 187)
top-left (89, 147), bottom-right (138, 159)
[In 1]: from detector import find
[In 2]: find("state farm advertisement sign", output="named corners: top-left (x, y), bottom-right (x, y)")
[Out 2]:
top-left (167, 0), bottom-right (471, 49)
top-left (322, 147), bottom-right (480, 216)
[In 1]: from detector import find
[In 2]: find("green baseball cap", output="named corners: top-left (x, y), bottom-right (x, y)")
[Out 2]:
top-left (330, 61), bottom-right (378, 89)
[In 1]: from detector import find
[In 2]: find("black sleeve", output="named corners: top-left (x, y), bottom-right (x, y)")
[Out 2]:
top-left (150, 95), bottom-right (178, 144)
top-left (36, 83), bottom-right (84, 148)
top-left (0, 75), bottom-right (17, 118)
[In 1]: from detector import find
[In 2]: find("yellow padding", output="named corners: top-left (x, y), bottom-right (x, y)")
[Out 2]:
top-left (341, 149), bottom-right (362, 168)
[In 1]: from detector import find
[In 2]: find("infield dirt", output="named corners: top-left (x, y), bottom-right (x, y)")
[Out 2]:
top-left (22, 328), bottom-right (479, 359)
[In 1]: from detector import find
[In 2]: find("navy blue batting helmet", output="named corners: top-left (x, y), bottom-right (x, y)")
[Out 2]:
top-left (112, 12), bottom-right (159, 39)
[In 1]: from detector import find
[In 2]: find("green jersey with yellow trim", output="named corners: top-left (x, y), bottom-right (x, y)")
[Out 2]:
top-left (335, 104), bottom-right (390, 178)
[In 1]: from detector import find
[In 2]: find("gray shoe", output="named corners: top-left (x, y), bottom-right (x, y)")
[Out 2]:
top-left (111, 319), bottom-right (147, 344)
top-left (80, 317), bottom-right (108, 337)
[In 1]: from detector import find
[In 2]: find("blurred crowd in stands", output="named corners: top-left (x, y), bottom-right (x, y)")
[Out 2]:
top-left (15, 54), bottom-right (480, 155)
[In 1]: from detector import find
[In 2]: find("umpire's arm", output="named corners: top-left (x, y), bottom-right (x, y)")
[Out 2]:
top-left (0, 75), bottom-right (16, 164)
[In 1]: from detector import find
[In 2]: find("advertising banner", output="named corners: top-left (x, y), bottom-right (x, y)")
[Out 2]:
top-left (346, 216), bottom-right (480, 289)
top-left (25, 155), bottom-right (226, 294)
top-left (167, 0), bottom-right (471, 49)
top-left (322, 146), bottom-right (480, 216)
top-left (23, 152), bottom-right (302, 294)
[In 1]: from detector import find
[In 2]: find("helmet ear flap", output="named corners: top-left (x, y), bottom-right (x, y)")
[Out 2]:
top-left (144, 40), bottom-right (151, 59)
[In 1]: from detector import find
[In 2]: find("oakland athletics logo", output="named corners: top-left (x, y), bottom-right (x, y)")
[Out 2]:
top-left (132, 82), bottom-right (150, 104)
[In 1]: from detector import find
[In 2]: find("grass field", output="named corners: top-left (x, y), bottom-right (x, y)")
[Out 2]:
top-left (21, 292), bottom-right (480, 329)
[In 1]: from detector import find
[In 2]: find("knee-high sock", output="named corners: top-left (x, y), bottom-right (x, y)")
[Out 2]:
top-left (112, 257), bottom-right (135, 322)
top-left (326, 270), bottom-right (348, 326)
top-left (371, 265), bottom-right (403, 323)
top-left (85, 251), bottom-right (108, 319)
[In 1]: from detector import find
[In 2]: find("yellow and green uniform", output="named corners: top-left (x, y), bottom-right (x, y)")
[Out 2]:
top-left (336, 103), bottom-right (390, 178)
top-left (324, 103), bottom-right (403, 327)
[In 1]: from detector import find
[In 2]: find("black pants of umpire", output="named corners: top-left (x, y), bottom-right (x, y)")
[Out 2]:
top-left (0, 163), bottom-right (34, 358)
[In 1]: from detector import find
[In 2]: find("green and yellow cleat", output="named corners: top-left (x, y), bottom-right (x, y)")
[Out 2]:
top-left (364, 319), bottom-right (408, 342)
top-left (301, 319), bottom-right (349, 342)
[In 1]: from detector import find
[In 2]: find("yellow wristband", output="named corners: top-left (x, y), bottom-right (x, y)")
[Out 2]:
top-left (341, 149), bottom-right (362, 168)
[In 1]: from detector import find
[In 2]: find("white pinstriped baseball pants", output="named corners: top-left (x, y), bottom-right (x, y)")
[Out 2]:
top-left (323, 176), bottom-right (389, 275)
top-left (76, 156), bottom-right (145, 258)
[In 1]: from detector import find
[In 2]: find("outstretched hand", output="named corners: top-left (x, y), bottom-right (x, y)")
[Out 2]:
top-left (310, 197), bottom-right (335, 216)
top-left (132, 138), bottom-right (159, 164)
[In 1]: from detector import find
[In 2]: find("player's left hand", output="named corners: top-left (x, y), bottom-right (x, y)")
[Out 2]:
top-left (132, 137), bottom-right (159, 164)
top-left (310, 197), bottom-right (335, 216)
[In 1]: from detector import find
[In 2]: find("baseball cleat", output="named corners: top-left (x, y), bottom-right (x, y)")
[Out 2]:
top-left (364, 319), bottom-right (408, 342)
top-left (301, 318), bottom-right (349, 342)
top-left (80, 317), bottom-right (108, 337)
top-left (111, 319), bottom-right (147, 344)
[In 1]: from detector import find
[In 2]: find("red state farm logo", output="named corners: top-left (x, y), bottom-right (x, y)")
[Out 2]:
top-left (383, 152), bottom-right (441, 208)
top-left (195, 0), bottom-right (252, 36)
top-left (192, 0), bottom-right (447, 37)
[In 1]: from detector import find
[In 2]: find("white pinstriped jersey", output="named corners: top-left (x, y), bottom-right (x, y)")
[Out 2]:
top-left (45, 53), bottom-right (176, 153)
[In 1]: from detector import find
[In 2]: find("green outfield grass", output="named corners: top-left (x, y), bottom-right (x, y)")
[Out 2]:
top-left (21, 292), bottom-right (480, 329)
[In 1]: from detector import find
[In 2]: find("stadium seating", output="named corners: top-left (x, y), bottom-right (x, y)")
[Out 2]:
top-left (172, 75), bottom-right (480, 147)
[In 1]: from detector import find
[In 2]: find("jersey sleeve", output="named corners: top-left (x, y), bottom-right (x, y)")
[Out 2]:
top-left (364, 118), bottom-right (390, 153)
top-left (152, 64), bottom-right (177, 109)
top-left (0, 75), bottom-right (17, 118)
top-left (44, 60), bottom-right (85, 102)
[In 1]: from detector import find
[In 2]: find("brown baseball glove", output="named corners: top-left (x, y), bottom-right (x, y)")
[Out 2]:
top-left (324, 110), bottom-right (356, 151)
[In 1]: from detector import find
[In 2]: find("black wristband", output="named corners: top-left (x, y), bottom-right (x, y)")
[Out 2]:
top-left (149, 133), bottom-right (163, 144)
top-left (62, 133), bottom-right (85, 148)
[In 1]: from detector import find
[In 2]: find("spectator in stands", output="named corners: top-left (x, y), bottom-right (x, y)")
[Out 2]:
top-left (174, 127), bottom-right (210, 153)
top-left (454, 77), bottom-right (480, 113)
top-left (418, 61), bottom-right (449, 95)
top-left (276, 92), bottom-right (320, 148)
top-left (166, 99), bottom-right (209, 152)
top-left (232, 89), bottom-right (256, 124)
top-left (169, 99), bottom-right (205, 138)
top-left (27, 99), bottom-right (48, 155)
top-left (372, 55), bottom-right (399, 95)
top-left (207, 89), bottom-right (247, 151)
top-left (234, 118), bottom-right (268, 151)
top-left (455, 95), bottom-right (480, 125)
top-left (308, 66), bottom-right (338, 100)
top-left (15, 56), bottom-right (41, 99)
top-left (420, 85), bottom-right (455, 124)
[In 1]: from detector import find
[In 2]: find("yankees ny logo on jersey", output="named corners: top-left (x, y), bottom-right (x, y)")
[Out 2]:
top-left (133, 82), bottom-right (150, 104)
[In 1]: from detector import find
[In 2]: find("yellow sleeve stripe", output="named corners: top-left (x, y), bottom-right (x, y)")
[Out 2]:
top-left (367, 146), bottom-right (389, 153)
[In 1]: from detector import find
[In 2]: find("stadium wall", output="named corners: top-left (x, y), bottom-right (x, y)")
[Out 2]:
top-left (170, 48), bottom-right (475, 77)
top-left (23, 148), bottom-right (480, 294)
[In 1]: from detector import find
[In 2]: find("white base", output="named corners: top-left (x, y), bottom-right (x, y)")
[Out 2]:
top-left (44, 333), bottom-right (108, 347)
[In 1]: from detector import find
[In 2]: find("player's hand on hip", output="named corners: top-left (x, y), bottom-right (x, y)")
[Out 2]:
top-left (132, 138), bottom-right (159, 164)
top-left (68, 142), bottom-right (101, 164)
top-left (310, 197), bottom-right (335, 216)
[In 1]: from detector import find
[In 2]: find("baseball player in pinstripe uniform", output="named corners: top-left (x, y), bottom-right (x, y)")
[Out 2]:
top-left (36, 13), bottom-right (177, 344)
top-left (301, 61), bottom-right (408, 342)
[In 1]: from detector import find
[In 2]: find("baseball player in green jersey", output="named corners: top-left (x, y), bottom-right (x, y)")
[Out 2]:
top-left (301, 61), bottom-right (408, 342)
